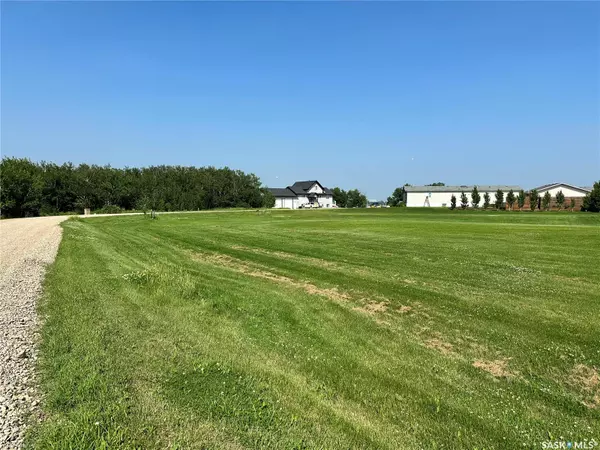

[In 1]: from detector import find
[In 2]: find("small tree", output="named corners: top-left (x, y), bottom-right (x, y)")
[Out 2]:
top-left (581, 181), bottom-right (600, 212)
top-left (387, 187), bottom-right (404, 207)
top-left (471, 186), bottom-right (480, 208)
top-left (555, 190), bottom-right (565, 210)
top-left (460, 191), bottom-right (468, 209)
top-left (506, 189), bottom-right (516, 211)
top-left (542, 191), bottom-right (551, 211)
top-left (517, 190), bottom-right (525, 211)
top-left (450, 194), bottom-right (456, 210)
top-left (262, 189), bottom-right (276, 208)
top-left (529, 189), bottom-right (539, 211)
top-left (483, 192), bottom-right (490, 210)
top-left (570, 198), bottom-right (576, 211)
top-left (494, 189), bottom-right (504, 209)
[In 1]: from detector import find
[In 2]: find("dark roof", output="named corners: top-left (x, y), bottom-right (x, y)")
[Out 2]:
top-left (267, 187), bottom-right (297, 198)
top-left (404, 185), bottom-right (521, 193)
top-left (289, 180), bottom-right (332, 195)
top-left (532, 183), bottom-right (592, 193)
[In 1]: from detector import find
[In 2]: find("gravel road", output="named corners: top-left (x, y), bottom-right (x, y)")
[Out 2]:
top-left (0, 216), bottom-right (67, 449)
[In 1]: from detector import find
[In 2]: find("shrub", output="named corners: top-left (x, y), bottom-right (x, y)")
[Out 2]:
top-left (471, 186), bottom-right (480, 208)
top-left (517, 190), bottom-right (525, 211)
top-left (483, 192), bottom-right (490, 210)
top-left (460, 191), bottom-right (468, 209)
top-left (529, 189), bottom-right (539, 211)
top-left (542, 191), bottom-right (551, 211)
top-left (494, 189), bottom-right (504, 210)
top-left (581, 181), bottom-right (600, 212)
top-left (506, 190), bottom-right (515, 211)
top-left (555, 190), bottom-right (565, 210)
top-left (94, 205), bottom-right (123, 214)
top-left (450, 195), bottom-right (456, 210)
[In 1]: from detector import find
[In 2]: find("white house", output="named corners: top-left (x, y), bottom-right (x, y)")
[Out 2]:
top-left (533, 183), bottom-right (591, 198)
top-left (268, 180), bottom-right (335, 209)
top-left (403, 185), bottom-right (522, 208)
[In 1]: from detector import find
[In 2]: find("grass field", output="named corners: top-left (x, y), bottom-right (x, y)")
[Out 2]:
top-left (31, 209), bottom-right (600, 449)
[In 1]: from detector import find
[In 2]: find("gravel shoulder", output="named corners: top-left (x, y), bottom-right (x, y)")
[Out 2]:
top-left (0, 216), bottom-right (67, 449)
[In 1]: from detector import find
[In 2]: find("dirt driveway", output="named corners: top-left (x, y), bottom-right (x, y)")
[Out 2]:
top-left (0, 216), bottom-right (67, 449)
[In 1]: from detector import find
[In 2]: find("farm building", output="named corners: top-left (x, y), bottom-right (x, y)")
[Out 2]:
top-left (403, 185), bottom-right (522, 208)
top-left (268, 180), bottom-right (335, 209)
top-left (534, 183), bottom-right (591, 198)
top-left (529, 183), bottom-right (591, 209)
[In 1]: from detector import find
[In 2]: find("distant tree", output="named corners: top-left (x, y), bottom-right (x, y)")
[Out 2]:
top-left (426, 182), bottom-right (445, 186)
top-left (506, 190), bottom-right (516, 211)
top-left (471, 186), bottom-right (481, 208)
top-left (387, 187), bottom-right (404, 207)
top-left (346, 189), bottom-right (367, 208)
top-left (542, 191), bottom-right (551, 211)
top-left (555, 190), bottom-right (565, 210)
top-left (483, 192), bottom-right (491, 210)
top-left (517, 190), bottom-right (526, 211)
top-left (332, 187), bottom-right (348, 208)
top-left (460, 191), bottom-right (469, 209)
top-left (0, 157), bottom-right (43, 217)
top-left (581, 181), bottom-right (600, 212)
top-left (494, 189), bottom-right (504, 209)
top-left (262, 189), bottom-right (276, 208)
top-left (450, 194), bottom-right (457, 210)
top-left (529, 189), bottom-right (539, 211)
top-left (570, 198), bottom-right (576, 211)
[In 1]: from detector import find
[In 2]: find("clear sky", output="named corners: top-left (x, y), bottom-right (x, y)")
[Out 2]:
top-left (1, 1), bottom-right (599, 199)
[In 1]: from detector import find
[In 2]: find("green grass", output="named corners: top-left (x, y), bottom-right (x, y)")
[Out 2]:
top-left (30, 209), bottom-right (600, 449)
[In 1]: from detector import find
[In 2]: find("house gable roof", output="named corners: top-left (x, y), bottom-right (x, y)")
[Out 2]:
top-left (532, 183), bottom-right (592, 193)
top-left (268, 181), bottom-right (333, 197)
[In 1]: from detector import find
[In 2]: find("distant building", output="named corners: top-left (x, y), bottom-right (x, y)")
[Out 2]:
top-left (403, 185), bottom-right (522, 208)
top-left (533, 183), bottom-right (591, 198)
top-left (268, 180), bottom-right (335, 209)
top-left (530, 183), bottom-right (591, 209)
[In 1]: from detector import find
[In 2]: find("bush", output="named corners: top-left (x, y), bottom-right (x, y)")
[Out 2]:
top-left (94, 205), bottom-right (123, 214)
top-left (460, 191), bottom-right (468, 209)
top-left (529, 189), bottom-right (539, 211)
top-left (581, 181), bottom-right (600, 212)
top-left (450, 195), bottom-right (456, 210)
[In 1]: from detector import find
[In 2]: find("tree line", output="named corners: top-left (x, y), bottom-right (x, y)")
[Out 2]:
top-left (331, 187), bottom-right (367, 208)
top-left (1, 157), bottom-right (274, 218)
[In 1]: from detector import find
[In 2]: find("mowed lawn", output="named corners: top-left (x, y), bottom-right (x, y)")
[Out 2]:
top-left (32, 209), bottom-right (600, 449)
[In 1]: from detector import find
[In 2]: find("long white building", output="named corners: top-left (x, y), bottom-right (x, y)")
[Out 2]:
top-left (403, 185), bottom-right (522, 208)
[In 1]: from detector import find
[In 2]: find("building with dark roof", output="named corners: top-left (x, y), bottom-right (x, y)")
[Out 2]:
top-left (267, 181), bottom-right (335, 209)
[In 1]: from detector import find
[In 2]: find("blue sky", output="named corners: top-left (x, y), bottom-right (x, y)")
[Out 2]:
top-left (2, 2), bottom-right (598, 199)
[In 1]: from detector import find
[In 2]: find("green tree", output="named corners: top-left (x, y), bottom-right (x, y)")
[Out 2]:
top-left (332, 187), bottom-right (348, 208)
top-left (0, 157), bottom-right (43, 217)
top-left (471, 186), bottom-right (480, 208)
top-left (494, 189), bottom-right (504, 209)
top-left (506, 190), bottom-right (516, 211)
top-left (555, 190), bottom-right (565, 210)
top-left (581, 181), bottom-right (600, 212)
top-left (261, 189), bottom-right (276, 208)
top-left (460, 191), bottom-right (468, 209)
top-left (346, 189), bottom-right (367, 208)
top-left (387, 187), bottom-right (404, 207)
top-left (483, 192), bottom-right (491, 210)
top-left (529, 189), bottom-right (539, 211)
top-left (426, 182), bottom-right (445, 186)
top-left (450, 195), bottom-right (456, 210)
top-left (570, 198), bottom-right (576, 211)
top-left (517, 190), bottom-right (526, 211)
top-left (542, 191), bottom-right (551, 211)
